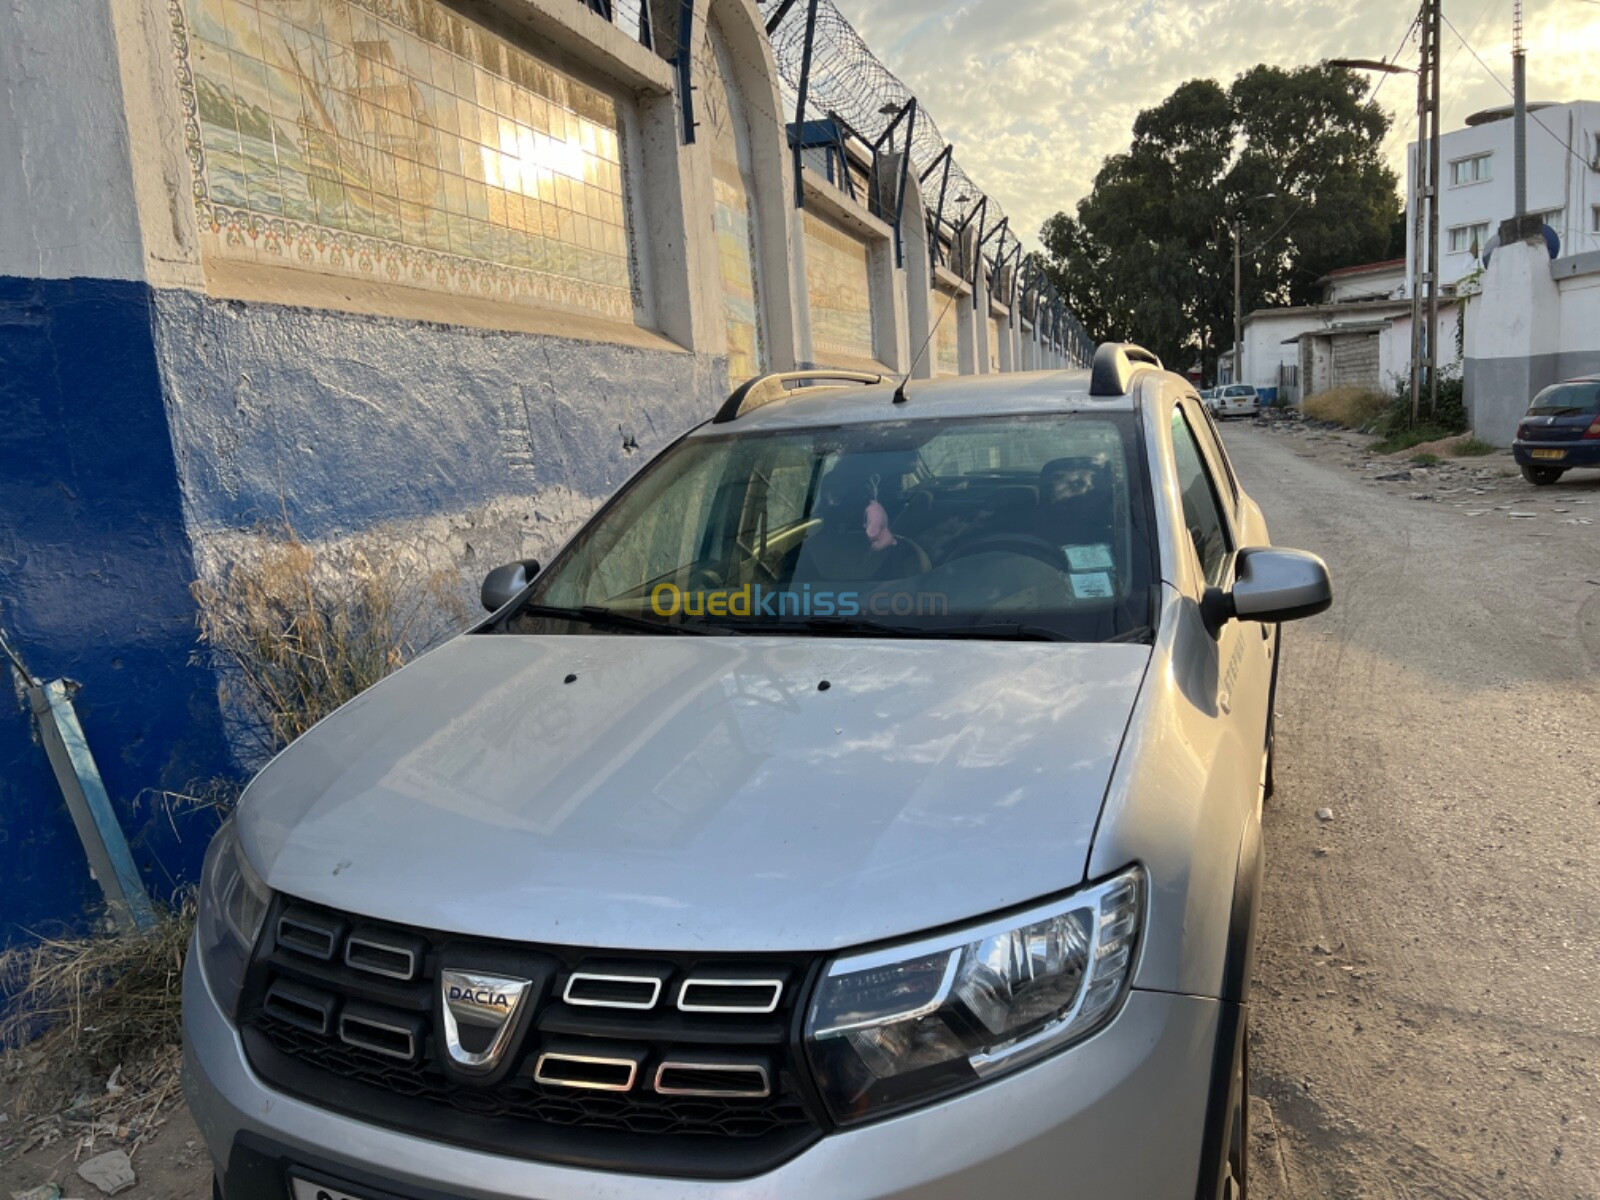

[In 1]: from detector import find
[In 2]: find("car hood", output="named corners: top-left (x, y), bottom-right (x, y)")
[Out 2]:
top-left (238, 634), bottom-right (1149, 953)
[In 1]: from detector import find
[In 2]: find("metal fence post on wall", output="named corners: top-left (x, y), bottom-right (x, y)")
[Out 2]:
top-left (673, 0), bottom-right (697, 143)
top-left (791, 0), bottom-right (822, 208)
top-left (2, 628), bottom-right (156, 933)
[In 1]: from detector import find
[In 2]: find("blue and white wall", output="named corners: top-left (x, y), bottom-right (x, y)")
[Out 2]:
top-left (1463, 238), bottom-right (1600, 444)
top-left (0, 0), bottom-right (1074, 943)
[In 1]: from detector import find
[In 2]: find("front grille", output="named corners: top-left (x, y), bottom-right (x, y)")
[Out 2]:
top-left (238, 896), bottom-right (826, 1178)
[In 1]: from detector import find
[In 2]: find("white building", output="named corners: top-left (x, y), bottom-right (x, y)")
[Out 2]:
top-left (1224, 259), bottom-right (1449, 402)
top-left (1406, 100), bottom-right (1600, 293)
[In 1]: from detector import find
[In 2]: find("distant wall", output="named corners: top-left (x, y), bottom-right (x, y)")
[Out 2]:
top-left (151, 290), bottom-right (724, 569)
top-left (1463, 242), bottom-right (1600, 445)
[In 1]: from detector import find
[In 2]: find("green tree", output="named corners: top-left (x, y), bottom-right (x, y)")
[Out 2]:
top-left (1040, 65), bottom-right (1401, 381)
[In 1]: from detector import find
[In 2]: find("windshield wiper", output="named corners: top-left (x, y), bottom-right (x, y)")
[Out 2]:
top-left (517, 603), bottom-right (716, 636)
top-left (734, 617), bottom-right (1078, 642)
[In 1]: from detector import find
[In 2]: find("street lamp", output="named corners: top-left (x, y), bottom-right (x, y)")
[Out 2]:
top-left (1227, 192), bottom-right (1275, 389)
top-left (1325, 57), bottom-right (1412, 75)
top-left (1329, 37), bottom-right (1437, 421)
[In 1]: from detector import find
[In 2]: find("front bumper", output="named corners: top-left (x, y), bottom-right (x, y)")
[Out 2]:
top-left (184, 947), bottom-right (1221, 1200)
top-left (1512, 440), bottom-right (1600, 467)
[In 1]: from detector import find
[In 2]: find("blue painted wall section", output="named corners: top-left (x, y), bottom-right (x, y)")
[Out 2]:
top-left (0, 276), bottom-right (237, 945)
top-left (1, 279), bottom-right (727, 946)
top-left (151, 291), bottom-right (727, 542)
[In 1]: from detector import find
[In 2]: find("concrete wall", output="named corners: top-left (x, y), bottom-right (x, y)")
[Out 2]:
top-left (0, 0), bottom-right (146, 282)
top-left (150, 290), bottom-right (725, 565)
top-left (1329, 333), bottom-right (1380, 392)
top-left (0, 278), bottom-right (236, 933)
top-left (1463, 239), bottom-right (1600, 445)
top-left (1239, 312), bottom-right (1322, 391)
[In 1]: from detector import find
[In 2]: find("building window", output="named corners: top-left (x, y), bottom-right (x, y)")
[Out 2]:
top-left (803, 210), bottom-right (877, 366)
top-left (1449, 153), bottom-right (1492, 186)
top-left (1447, 222), bottom-right (1490, 255)
top-left (1535, 207), bottom-right (1564, 231)
top-left (1592, 132), bottom-right (1600, 170)
top-left (697, 18), bottom-right (766, 382)
top-left (178, 0), bottom-right (644, 325)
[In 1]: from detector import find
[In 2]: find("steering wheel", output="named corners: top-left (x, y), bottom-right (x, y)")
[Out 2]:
top-left (944, 534), bottom-right (1069, 571)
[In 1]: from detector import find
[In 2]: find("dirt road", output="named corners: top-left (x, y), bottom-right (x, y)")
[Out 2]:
top-left (1230, 423), bottom-right (1600, 1198)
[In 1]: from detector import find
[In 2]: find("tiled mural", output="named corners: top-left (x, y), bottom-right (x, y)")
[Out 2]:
top-left (803, 212), bottom-right (876, 366)
top-left (931, 289), bottom-right (960, 376)
top-left (697, 21), bottom-right (765, 383)
top-left (172, 0), bottom-right (641, 324)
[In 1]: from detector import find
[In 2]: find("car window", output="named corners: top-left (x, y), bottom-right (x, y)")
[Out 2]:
top-left (511, 413), bottom-right (1159, 642)
top-left (1528, 381), bottom-right (1600, 414)
top-left (1170, 407), bottom-right (1233, 587)
top-left (1184, 399), bottom-right (1240, 509)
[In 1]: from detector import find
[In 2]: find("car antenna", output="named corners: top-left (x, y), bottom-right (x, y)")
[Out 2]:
top-left (893, 288), bottom-right (959, 405)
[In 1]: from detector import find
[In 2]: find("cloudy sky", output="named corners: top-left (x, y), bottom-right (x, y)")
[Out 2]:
top-left (838, 0), bottom-right (1600, 248)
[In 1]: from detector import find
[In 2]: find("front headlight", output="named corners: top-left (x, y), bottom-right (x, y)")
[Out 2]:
top-left (804, 866), bottom-right (1144, 1124)
top-left (196, 817), bottom-right (270, 1018)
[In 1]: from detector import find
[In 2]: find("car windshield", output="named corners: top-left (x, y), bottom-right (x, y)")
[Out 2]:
top-left (498, 412), bottom-right (1157, 642)
top-left (1528, 382), bottom-right (1600, 415)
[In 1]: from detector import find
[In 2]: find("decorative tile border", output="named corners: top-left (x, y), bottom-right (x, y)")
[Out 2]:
top-left (166, 0), bottom-right (643, 326)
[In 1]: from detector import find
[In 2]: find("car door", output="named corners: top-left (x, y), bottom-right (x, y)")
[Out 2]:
top-left (1184, 397), bottom-right (1273, 682)
top-left (1168, 404), bottom-right (1272, 792)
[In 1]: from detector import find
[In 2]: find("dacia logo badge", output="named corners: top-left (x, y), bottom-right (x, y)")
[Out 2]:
top-left (440, 968), bottom-right (531, 1074)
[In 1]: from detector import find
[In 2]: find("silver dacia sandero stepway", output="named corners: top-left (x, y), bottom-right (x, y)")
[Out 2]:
top-left (184, 344), bottom-right (1332, 1200)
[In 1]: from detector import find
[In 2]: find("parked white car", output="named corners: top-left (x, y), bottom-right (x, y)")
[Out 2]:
top-left (184, 344), bottom-right (1332, 1200)
top-left (1210, 385), bottom-right (1261, 419)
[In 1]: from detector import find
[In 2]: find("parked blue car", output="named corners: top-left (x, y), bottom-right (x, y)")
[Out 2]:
top-left (1512, 377), bottom-right (1600, 485)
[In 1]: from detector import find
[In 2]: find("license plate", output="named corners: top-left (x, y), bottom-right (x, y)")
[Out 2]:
top-left (291, 1178), bottom-right (386, 1200)
top-left (1531, 448), bottom-right (1567, 460)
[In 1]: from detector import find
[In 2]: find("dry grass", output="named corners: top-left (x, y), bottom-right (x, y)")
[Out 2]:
top-left (192, 524), bottom-right (469, 763)
top-left (2, 525), bottom-right (470, 1143)
top-left (0, 901), bottom-right (192, 1134)
top-left (1383, 431), bottom-right (1500, 460)
top-left (1302, 387), bottom-right (1390, 429)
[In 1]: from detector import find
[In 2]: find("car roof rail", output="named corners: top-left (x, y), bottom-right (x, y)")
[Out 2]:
top-left (711, 370), bottom-right (884, 424)
top-left (1088, 343), bottom-right (1164, 397)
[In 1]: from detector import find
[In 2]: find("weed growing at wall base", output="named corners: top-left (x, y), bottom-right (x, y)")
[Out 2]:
top-left (0, 896), bottom-right (193, 1125)
top-left (191, 523), bottom-right (469, 766)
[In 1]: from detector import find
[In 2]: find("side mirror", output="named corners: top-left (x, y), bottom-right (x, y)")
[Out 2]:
top-left (1201, 547), bottom-right (1331, 634)
top-left (480, 559), bottom-right (540, 613)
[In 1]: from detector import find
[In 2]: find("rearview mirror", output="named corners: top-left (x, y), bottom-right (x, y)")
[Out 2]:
top-left (1201, 547), bottom-right (1331, 634)
top-left (481, 559), bottom-right (540, 613)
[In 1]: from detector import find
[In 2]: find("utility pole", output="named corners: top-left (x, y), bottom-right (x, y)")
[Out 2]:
top-left (1425, 0), bottom-right (1442, 417)
top-left (1512, 0), bottom-right (1527, 218)
top-left (1233, 223), bottom-right (1242, 387)
top-left (1408, 0), bottom-right (1432, 422)
top-left (1227, 192), bottom-right (1273, 388)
